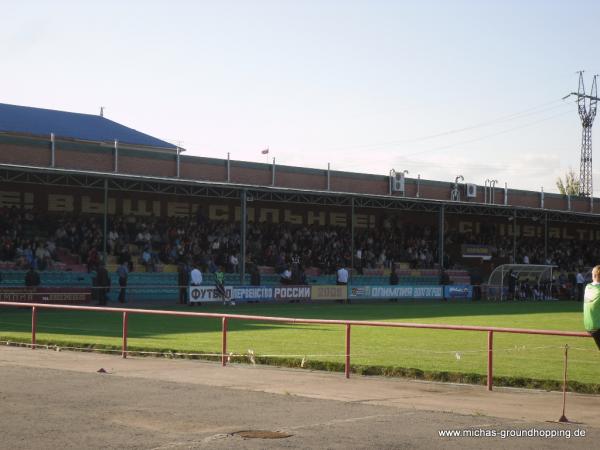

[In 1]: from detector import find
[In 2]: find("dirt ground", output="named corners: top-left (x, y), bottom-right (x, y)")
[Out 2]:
top-left (0, 346), bottom-right (598, 449)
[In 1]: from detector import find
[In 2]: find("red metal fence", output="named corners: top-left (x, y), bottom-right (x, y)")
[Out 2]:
top-left (0, 301), bottom-right (591, 391)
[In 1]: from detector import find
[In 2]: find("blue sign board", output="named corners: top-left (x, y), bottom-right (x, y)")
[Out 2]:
top-left (348, 285), bottom-right (443, 300)
top-left (444, 285), bottom-right (473, 299)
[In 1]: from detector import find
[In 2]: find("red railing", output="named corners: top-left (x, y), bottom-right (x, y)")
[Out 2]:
top-left (0, 301), bottom-right (591, 391)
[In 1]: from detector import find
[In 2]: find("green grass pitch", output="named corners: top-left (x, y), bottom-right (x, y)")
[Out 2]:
top-left (0, 301), bottom-right (598, 389)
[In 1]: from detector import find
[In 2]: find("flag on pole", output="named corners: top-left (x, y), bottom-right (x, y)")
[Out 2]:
top-left (261, 148), bottom-right (269, 154)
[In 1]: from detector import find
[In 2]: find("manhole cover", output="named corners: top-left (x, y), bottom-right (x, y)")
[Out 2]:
top-left (233, 430), bottom-right (292, 439)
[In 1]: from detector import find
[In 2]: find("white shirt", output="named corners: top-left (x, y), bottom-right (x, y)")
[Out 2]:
top-left (576, 273), bottom-right (585, 284)
top-left (190, 268), bottom-right (203, 285)
top-left (337, 268), bottom-right (349, 283)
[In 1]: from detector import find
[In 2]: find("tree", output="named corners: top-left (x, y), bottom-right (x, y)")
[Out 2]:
top-left (556, 169), bottom-right (580, 195)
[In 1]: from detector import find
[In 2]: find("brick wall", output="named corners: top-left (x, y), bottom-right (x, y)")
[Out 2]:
top-left (119, 153), bottom-right (176, 177)
top-left (0, 143), bottom-right (50, 166)
top-left (0, 138), bottom-right (596, 215)
top-left (56, 146), bottom-right (114, 172)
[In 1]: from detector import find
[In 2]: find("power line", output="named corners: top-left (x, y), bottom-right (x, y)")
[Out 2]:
top-left (328, 98), bottom-right (571, 153)
top-left (159, 98), bottom-right (571, 154)
top-left (402, 108), bottom-right (574, 158)
top-left (339, 108), bottom-right (573, 170)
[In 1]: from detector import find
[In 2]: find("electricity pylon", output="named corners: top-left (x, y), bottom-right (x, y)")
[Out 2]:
top-left (566, 72), bottom-right (598, 197)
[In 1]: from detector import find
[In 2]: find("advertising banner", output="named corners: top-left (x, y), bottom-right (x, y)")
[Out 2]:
top-left (189, 286), bottom-right (234, 303)
top-left (461, 244), bottom-right (493, 260)
top-left (444, 285), bottom-right (473, 299)
top-left (311, 285), bottom-right (347, 301)
top-left (189, 285), bottom-right (312, 303)
top-left (231, 286), bottom-right (274, 302)
top-left (348, 285), bottom-right (443, 300)
top-left (188, 284), bottom-right (458, 303)
top-left (272, 286), bottom-right (311, 302)
top-left (0, 287), bottom-right (91, 304)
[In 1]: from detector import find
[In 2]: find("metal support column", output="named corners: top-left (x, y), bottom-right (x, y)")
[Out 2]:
top-left (438, 205), bottom-right (445, 269)
top-left (350, 197), bottom-right (355, 279)
top-left (512, 209), bottom-right (517, 264)
top-left (103, 178), bottom-right (108, 262)
top-left (240, 189), bottom-right (247, 284)
top-left (271, 157), bottom-right (276, 186)
top-left (541, 187), bottom-right (545, 209)
top-left (227, 153), bottom-right (231, 182)
top-left (50, 133), bottom-right (55, 167)
top-left (31, 306), bottom-right (37, 349)
top-left (345, 324), bottom-right (351, 379)
top-left (487, 331), bottom-right (494, 391)
top-left (544, 213), bottom-right (548, 262)
top-left (122, 312), bottom-right (128, 359)
top-left (114, 139), bottom-right (119, 173)
top-left (221, 317), bottom-right (228, 366)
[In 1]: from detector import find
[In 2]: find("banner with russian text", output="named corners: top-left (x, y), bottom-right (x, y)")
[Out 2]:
top-left (348, 285), bottom-right (443, 300)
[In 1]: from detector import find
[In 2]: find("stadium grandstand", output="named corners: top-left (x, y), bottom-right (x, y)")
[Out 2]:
top-left (1, 102), bottom-right (600, 302)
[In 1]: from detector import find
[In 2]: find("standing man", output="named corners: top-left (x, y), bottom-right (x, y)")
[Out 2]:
top-left (280, 266), bottom-right (292, 285)
top-left (24, 266), bottom-right (41, 287)
top-left (178, 261), bottom-right (190, 305)
top-left (117, 261), bottom-right (128, 304)
top-left (440, 269), bottom-right (450, 302)
top-left (215, 265), bottom-right (232, 305)
top-left (189, 264), bottom-right (202, 306)
top-left (389, 265), bottom-right (399, 302)
top-left (336, 263), bottom-right (349, 304)
top-left (583, 265), bottom-right (600, 349)
top-left (250, 264), bottom-right (261, 286)
top-left (336, 264), bottom-right (349, 286)
top-left (576, 269), bottom-right (585, 302)
top-left (508, 269), bottom-right (518, 301)
top-left (95, 263), bottom-right (111, 306)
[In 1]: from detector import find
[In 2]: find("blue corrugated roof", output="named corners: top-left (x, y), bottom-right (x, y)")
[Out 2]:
top-left (0, 102), bottom-right (177, 149)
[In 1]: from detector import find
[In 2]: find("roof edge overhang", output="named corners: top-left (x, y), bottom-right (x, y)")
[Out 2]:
top-left (1, 162), bottom-right (599, 222)
top-left (0, 130), bottom-right (180, 154)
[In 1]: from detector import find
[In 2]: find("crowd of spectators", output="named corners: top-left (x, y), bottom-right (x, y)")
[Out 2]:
top-left (6, 205), bottom-right (600, 279)
top-left (0, 208), bottom-right (57, 270)
top-left (0, 207), bottom-right (440, 274)
top-left (103, 215), bottom-right (439, 274)
top-left (354, 222), bottom-right (437, 272)
top-left (446, 222), bottom-right (600, 272)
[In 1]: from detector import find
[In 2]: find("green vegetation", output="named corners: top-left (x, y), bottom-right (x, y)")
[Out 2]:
top-left (1, 301), bottom-right (598, 393)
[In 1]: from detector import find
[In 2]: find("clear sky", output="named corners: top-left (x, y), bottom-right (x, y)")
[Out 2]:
top-left (3, 0), bottom-right (599, 193)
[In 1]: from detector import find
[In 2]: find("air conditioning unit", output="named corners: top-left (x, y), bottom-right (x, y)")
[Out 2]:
top-left (391, 171), bottom-right (405, 192)
top-left (466, 183), bottom-right (477, 198)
